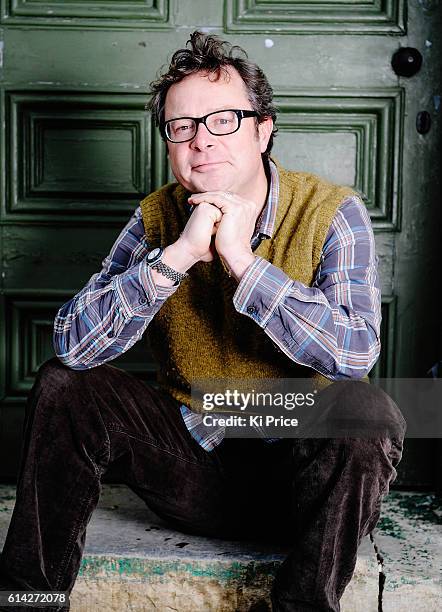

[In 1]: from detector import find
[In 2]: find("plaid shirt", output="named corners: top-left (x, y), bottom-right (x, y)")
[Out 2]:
top-left (54, 161), bottom-right (381, 451)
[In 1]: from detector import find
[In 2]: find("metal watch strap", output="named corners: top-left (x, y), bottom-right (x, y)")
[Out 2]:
top-left (151, 260), bottom-right (188, 283)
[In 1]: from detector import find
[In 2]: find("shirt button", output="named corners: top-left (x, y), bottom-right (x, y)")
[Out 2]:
top-left (247, 305), bottom-right (258, 315)
top-left (139, 297), bottom-right (147, 305)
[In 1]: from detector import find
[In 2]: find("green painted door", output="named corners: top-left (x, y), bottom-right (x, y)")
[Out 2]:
top-left (0, 2), bottom-right (440, 486)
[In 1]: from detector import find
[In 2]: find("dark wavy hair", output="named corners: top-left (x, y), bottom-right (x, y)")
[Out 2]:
top-left (146, 31), bottom-right (278, 156)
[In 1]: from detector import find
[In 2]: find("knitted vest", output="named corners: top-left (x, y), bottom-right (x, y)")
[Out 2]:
top-left (140, 161), bottom-right (355, 410)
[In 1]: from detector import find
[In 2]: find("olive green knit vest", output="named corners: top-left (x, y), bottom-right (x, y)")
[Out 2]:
top-left (140, 161), bottom-right (355, 410)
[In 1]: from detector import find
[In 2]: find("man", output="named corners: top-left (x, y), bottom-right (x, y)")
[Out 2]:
top-left (0, 31), bottom-right (405, 611)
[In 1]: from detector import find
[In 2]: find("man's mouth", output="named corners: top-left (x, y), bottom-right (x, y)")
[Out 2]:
top-left (192, 162), bottom-right (226, 171)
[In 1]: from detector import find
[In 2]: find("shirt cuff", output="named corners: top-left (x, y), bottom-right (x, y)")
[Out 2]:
top-left (143, 261), bottom-right (180, 302)
top-left (114, 259), bottom-right (178, 319)
top-left (233, 256), bottom-right (293, 327)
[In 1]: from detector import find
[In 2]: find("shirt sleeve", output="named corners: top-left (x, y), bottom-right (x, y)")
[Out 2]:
top-left (232, 195), bottom-right (381, 379)
top-left (53, 206), bottom-right (179, 370)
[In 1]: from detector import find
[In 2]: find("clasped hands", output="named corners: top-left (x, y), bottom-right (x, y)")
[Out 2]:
top-left (177, 191), bottom-right (259, 280)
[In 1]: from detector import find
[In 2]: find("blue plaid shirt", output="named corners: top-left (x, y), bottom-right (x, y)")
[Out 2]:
top-left (54, 160), bottom-right (381, 451)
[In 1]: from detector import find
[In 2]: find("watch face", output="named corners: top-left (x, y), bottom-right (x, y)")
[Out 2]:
top-left (147, 247), bottom-right (162, 262)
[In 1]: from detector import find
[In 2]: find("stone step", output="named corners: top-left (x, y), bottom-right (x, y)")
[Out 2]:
top-left (0, 485), bottom-right (441, 611)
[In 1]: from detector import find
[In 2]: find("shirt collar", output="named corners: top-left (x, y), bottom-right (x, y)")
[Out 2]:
top-left (253, 157), bottom-right (279, 240)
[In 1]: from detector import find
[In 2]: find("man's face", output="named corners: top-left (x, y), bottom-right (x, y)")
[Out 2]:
top-left (163, 68), bottom-right (272, 196)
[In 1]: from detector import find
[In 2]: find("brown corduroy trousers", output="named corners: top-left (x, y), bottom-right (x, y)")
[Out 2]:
top-left (0, 357), bottom-right (405, 611)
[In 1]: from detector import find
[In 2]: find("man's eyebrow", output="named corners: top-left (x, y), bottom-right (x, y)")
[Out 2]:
top-left (165, 106), bottom-right (239, 120)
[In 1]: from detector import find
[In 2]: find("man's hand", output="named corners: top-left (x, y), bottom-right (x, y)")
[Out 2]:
top-left (175, 201), bottom-right (222, 263)
top-left (152, 203), bottom-right (222, 288)
top-left (188, 191), bottom-right (259, 280)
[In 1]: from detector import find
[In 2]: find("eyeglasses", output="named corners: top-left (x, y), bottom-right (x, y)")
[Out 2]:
top-left (161, 109), bottom-right (258, 143)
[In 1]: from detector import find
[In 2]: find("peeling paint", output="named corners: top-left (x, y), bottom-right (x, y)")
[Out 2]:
top-left (417, 0), bottom-right (440, 12)
top-left (391, 493), bottom-right (442, 526)
top-left (79, 557), bottom-right (280, 584)
top-left (1, 486), bottom-right (440, 610)
top-left (377, 515), bottom-right (406, 540)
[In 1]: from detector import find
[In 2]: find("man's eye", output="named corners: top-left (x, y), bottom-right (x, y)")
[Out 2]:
top-left (175, 124), bottom-right (191, 132)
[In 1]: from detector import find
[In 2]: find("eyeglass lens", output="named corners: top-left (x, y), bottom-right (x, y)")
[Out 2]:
top-left (166, 110), bottom-right (239, 142)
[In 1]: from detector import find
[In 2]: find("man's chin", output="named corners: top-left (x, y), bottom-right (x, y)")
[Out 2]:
top-left (189, 178), bottom-right (233, 194)
top-left (185, 165), bottom-right (233, 192)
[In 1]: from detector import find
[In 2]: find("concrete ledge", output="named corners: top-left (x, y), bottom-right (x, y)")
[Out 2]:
top-left (0, 485), bottom-right (441, 611)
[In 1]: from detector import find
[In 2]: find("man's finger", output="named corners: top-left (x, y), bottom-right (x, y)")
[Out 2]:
top-left (189, 191), bottom-right (236, 203)
top-left (189, 191), bottom-right (233, 199)
top-left (192, 201), bottom-right (223, 223)
top-left (189, 194), bottom-right (233, 214)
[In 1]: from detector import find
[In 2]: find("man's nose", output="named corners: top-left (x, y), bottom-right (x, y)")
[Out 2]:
top-left (190, 122), bottom-right (216, 150)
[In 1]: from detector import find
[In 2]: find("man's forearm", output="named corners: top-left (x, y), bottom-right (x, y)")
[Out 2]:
top-left (233, 257), bottom-right (381, 379)
top-left (53, 259), bottom-right (177, 370)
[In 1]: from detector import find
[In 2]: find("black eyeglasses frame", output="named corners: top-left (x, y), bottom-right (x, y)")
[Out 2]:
top-left (161, 109), bottom-right (259, 143)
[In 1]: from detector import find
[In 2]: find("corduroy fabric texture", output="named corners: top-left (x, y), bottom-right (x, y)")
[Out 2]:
top-left (140, 160), bottom-right (355, 411)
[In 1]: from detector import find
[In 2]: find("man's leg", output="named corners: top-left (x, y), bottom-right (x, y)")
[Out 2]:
top-left (0, 357), bottom-right (235, 608)
top-left (270, 381), bottom-right (406, 612)
top-left (0, 363), bottom-right (406, 612)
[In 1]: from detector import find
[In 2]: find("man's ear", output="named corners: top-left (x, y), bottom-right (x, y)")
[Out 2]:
top-left (258, 116), bottom-right (273, 154)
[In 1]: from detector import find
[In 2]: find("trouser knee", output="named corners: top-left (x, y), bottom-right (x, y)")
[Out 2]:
top-left (25, 357), bottom-right (111, 475)
top-left (25, 358), bottom-right (77, 427)
top-left (35, 356), bottom-right (83, 390)
top-left (316, 380), bottom-right (406, 440)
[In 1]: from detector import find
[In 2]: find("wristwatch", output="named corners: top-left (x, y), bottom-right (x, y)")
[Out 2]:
top-left (146, 247), bottom-right (188, 284)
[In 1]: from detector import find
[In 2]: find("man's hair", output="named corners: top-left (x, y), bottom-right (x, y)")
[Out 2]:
top-left (146, 31), bottom-right (278, 156)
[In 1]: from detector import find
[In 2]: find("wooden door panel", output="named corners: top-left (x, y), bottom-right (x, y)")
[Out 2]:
top-left (1, 0), bottom-right (170, 27)
top-left (272, 90), bottom-right (403, 230)
top-left (2, 92), bottom-right (156, 222)
top-left (225, 0), bottom-right (406, 35)
top-left (1, 226), bottom-right (125, 288)
top-left (1, 1), bottom-right (440, 487)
